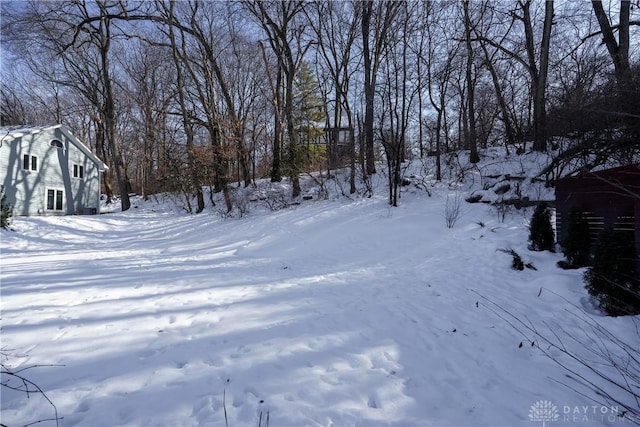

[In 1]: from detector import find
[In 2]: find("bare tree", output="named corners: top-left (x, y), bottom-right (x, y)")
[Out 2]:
top-left (244, 0), bottom-right (309, 198)
top-left (223, 11), bottom-right (266, 188)
top-left (472, 2), bottom-right (518, 152)
top-left (0, 78), bottom-right (37, 126)
top-left (93, 2), bottom-right (132, 210)
top-left (530, 0), bottom-right (554, 152)
top-left (304, 0), bottom-right (360, 193)
top-left (257, 38), bottom-right (285, 184)
top-left (360, 0), bottom-right (402, 176)
top-left (156, 0), bottom-right (263, 212)
top-left (120, 41), bottom-right (175, 200)
top-left (379, 2), bottom-right (418, 206)
top-left (160, 0), bottom-right (206, 213)
top-left (463, 0), bottom-right (480, 163)
top-left (421, 3), bottom-right (460, 181)
top-left (590, 0), bottom-right (636, 91)
top-left (473, 1), bottom-right (554, 152)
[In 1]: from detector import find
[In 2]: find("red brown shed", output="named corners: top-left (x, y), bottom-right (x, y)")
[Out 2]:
top-left (555, 165), bottom-right (640, 274)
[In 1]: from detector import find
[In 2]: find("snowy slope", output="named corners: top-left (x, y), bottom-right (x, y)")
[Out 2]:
top-left (1, 151), bottom-right (637, 427)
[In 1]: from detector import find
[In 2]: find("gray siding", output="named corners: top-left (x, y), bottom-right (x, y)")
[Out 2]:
top-left (0, 126), bottom-right (104, 216)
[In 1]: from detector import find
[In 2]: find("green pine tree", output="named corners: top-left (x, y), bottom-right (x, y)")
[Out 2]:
top-left (584, 229), bottom-right (639, 316)
top-left (292, 61), bottom-right (326, 170)
top-left (529, 202), bottom-right (555, 252)
top-left (1, 185), bottom-right (13, 230)
top-left (293, 61), bottom-right (325, 138)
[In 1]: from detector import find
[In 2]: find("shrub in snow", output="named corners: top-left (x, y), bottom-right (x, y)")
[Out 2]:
top-left (506, 248), bottom-right (525, 270)
top-left (498, 248), bottom-right (536, 271)
top-left (528, 202), bottom-right (554, 252)
top-left (584, 229), bottom-right (640, 316)
top-left (444, 193), bottom-right (462, 228)
top-left (493, 200), bottom-right (512, 223)
top-left (1, 185), bottom-right (12, 230)
top-left (560, 207), bottom-right (591, 268)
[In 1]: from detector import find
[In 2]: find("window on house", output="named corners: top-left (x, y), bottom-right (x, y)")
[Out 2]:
top-left (73, 164), bottom-right (84, 179)
top-left (46, 189), bottom-right (64, 211)
top-left (50, 139), bottom-right (63, 149)
top-left (22, 154), bottom-right (38, 171)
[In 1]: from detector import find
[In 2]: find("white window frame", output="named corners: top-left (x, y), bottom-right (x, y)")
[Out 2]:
top-left (22, 153), bottom-right (38, 172)
top-left (45, 188), bottom-right (65, 212)
top-left (73, 164), bottom-right (84, 179)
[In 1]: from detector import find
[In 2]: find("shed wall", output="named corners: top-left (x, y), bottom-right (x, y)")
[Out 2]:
top-left (555, 166), bottom-right (640, 277)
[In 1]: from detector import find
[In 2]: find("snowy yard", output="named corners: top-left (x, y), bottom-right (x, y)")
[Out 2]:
top-left (1, 160), bottom-right (637, 427)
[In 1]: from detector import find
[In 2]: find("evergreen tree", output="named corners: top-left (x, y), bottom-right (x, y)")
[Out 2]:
top-left (292, 61), bottom-right (326, 170)
top-left (293, 61), bottom-right (325, 130)
top-left (561, 207), bottom-right (591, 267)
top-left (1, 185), bottom-right (12, 230)
top-left (529, 202), bottom-right (555, 252)
top-left (584, 229), bottom-right (640, 316)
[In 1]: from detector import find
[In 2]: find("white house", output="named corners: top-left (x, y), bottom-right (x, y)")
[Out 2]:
top-left (0, 124), bottom-right (108, 216)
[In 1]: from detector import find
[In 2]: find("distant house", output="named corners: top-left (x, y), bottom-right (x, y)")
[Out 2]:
top-left (310, 125), bottom-right (354, 169)
top-left (0, 124), bottom-right (108, 216)
top-left (555, 165), bottom-right (640, 272)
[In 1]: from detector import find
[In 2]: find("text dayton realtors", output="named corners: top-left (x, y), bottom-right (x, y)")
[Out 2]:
top-left (562, 405), bottom-right (634, 424)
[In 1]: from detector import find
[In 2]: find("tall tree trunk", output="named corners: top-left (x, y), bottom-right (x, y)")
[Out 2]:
top-left (522, 0), bottom-right (553, 152)
top-left (435, 108), bottom-right (443, 181)
top-left (266, 52), bottom-right (283, 183)
top-left (333, 92), bottom-right (341, 171)
top-left (284, 58), bottom-right (301, 198)
top-left (361, 2), bottom-right (376, 175)
top-left (256, 22), bottom-right (284, 184)
top-left (349, 125), bottom-right (356, 194)
top-left (592, 0), bottom-right (632, 90)
top-left (142, 104), bottom-right (155, 200)
top-left (417, 56), bottom-right (425, 159)
top-left (535, 0), bottom-right (553, 152)
top-left (478, 40), bottom-right (515, 152)
top-left (94, 119), bottom-right (113, 203)
top-left (166, 1), bottom-right (204, 213)
top-left (97, 10), bottom-right (130, 211)
top-left (360, 2), bottom-right (401, 175)
top-left (238, 132), bottom-right (251, 188)
top-left (463, 1), bottom-right (480, 163)
top-left (272, 98), bottom-right (283, 183)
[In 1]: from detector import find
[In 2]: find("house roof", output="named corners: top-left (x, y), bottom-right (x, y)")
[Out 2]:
top-left (556, 164), bottom-right (640, 181)
top-left (0, 124), bottom-right (109, 171)
top-left (555, 164), bottom-right (640, 199)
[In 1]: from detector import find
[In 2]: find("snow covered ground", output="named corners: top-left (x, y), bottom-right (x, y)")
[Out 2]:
top-left (1, 151), bottom-right (638, 426)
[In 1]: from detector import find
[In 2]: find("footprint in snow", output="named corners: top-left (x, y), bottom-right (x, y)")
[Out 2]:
top-left (75, 400), bottom-right (90, 413)
top-left (368, 395), bottom-right (379, 409)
